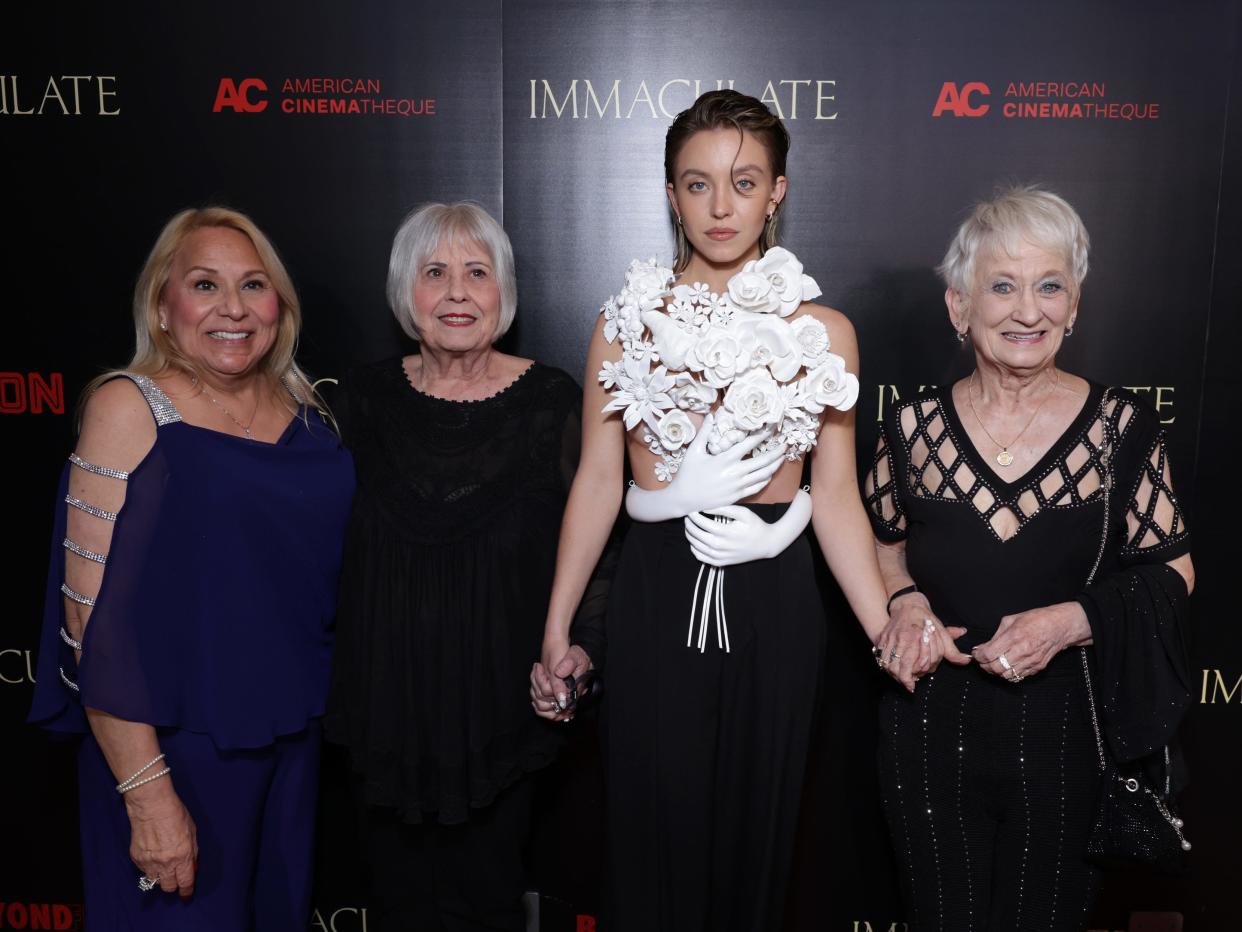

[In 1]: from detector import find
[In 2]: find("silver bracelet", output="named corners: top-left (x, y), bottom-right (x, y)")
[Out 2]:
top-left (118, 767), bottom-right (171, 795)
top-left (116, 753), bottom-right (166, 793)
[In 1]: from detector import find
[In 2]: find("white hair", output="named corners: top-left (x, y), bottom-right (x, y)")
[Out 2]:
top-left (938, 185), bottom-right (1090, 298)
top-left (386, 202), bottom-right (517, 342)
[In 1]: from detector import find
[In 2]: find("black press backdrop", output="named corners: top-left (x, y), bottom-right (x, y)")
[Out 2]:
top-left (3, 2), bottom-right (1239, 929)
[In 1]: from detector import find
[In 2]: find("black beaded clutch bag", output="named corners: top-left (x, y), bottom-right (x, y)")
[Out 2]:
top-left (1081, 721), bottom-right (1190, 872)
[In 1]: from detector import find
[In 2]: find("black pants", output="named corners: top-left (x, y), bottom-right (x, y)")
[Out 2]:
top-left (357, 777), bottom-right (534, 932)
top-left (601, 506), bottom-right (825, 932)
top-left (878, 659), bottom-right (1102, 931)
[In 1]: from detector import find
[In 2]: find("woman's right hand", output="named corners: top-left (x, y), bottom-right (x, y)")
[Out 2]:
top-left (124, 783), bottom-right (198, 897)
top-left (874, 592), bottom-right (971, 693)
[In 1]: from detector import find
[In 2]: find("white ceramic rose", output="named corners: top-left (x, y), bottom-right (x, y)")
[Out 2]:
top-left (692, 327), bottom-right (744, 389)
top-left (625, 259), bottom-right (673, 300)
top-left (789, 315), bottom-right (830, 367)
top-left (655, 409), bottom-right (696, 451)
top-left (736, 316), bottom-right (802, 381)
top-left (669, 371), bottom-right (717, 413)
top-left (800, 354), bottom-right (860, 413)
top-left (724, 367), bottom-right (786, 431)
top-left (749, 246), bottom-right (823, 317)
top-left (726, 270), bottom-right (781, 315)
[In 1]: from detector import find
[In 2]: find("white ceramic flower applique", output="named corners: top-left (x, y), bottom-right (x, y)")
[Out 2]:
top-left (598, 249), bottom-right (858, 483)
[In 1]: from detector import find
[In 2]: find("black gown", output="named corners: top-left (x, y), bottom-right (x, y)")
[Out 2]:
top-left (863, 383), bottom-right (1191, 932)
top-left (326, 358), bottom-right (584, 823)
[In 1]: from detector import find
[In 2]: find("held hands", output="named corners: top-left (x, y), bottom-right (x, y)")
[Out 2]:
top-left (530, 635), bottom-right (593, 723)
top-left (874, 591), bottom-right (970, 693)
top-left (124, 781), bottom-right (198, 897)
top-left (684, 489), bottom-right (813, 567)
top-left (625, 413), bottom-right (786, 523)
top-left (971, 602), bottom-right (1092, 683)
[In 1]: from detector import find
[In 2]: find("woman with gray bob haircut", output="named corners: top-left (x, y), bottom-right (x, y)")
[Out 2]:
top-left (863, 185), bottom-right (1195, 929)
top-left (386, 201), bottom-right (518, 343)
top-left (325, 201), bottom-right (602, 930)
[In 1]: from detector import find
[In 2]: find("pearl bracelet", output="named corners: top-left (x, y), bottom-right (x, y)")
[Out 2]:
top-left (116, 753), bottom-right (166, 794)
top-left (118, 767), bottom-right (171, 794)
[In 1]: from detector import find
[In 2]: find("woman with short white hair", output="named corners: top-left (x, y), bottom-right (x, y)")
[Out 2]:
top-left (864, 185), bottom-right (1195, 929)
top-left (325, 202), bottom-right (599, 930)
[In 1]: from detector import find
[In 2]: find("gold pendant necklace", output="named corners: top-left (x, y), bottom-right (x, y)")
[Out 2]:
top-left (967, 368), bottom-right (1059, 468)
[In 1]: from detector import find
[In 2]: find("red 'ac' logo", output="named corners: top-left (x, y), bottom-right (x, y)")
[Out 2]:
top-left (213, 78), bottom-right (268, 113)
top-left (932, 82), bottom-right (990, 117)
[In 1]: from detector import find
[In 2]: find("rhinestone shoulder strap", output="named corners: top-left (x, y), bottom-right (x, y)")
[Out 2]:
top-left (121, 373), bottom-right (182, 426)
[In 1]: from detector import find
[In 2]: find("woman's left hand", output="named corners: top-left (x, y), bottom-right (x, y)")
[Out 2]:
top-left (973, 601), bottom-right (1092, 682)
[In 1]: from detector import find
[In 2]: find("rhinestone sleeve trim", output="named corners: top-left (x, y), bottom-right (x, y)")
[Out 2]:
top-left (60, 627), bottom-right (83, 651)
top-left (127, 373), bottom-right (183, 426)
top-left (59, 667), bottom-right (80, 692)
top-left (60, 582), bottom-right (96, 606)
top-left (68, 453), bottom-right (129, 481)
top-left (65, 495), bottom-right (118, 522)
top-left (63, 537), bottom-right (107, 565)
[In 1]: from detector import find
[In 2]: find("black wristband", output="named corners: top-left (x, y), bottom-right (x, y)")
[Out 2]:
top-left (886, 584), bottom-right (920, 613)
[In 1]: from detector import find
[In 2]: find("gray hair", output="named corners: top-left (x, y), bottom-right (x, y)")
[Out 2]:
top-left (938, 185), bottom-right (1090, 298)
top-left (387, 202), bottom-right (517, 342)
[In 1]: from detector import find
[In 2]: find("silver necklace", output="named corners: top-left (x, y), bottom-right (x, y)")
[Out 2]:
top-left (966, 368), bottom-right (1059, 468)
top-left (192, 377), bottom-right (257, 440)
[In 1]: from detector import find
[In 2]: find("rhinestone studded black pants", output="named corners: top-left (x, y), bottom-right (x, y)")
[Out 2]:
top-left (878, 657), bottom-right (1102, 931)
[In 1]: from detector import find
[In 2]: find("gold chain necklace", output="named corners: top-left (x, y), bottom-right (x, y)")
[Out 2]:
top-left (192, 377), bottom-right (257, 440)
top-left (966, 368), bottom-right (1059, 467)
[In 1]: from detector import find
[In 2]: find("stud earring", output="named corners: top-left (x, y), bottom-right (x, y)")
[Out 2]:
top-left (676, 214), bottom-right (683, 226)
top-left (159, 320), bottom-right (168, 332)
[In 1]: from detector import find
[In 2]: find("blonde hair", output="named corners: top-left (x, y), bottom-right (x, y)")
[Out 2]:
top-left (84, 207), bottom-right (328, 421)
top-left (938, 185), bottom-right (1090, 299)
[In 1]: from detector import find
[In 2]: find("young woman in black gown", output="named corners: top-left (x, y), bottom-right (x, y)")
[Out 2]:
top-left (863, 186), bottom-right (1195, 930)
top-left (535, 90), bottom-right (903, 932)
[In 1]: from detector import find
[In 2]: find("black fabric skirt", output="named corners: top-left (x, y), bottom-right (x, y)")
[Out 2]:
top-left (600, 504), bottom-right (826, 932)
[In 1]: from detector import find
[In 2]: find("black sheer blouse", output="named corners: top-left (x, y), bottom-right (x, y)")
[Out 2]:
top-left (325, 358), bottom-right (587, 824)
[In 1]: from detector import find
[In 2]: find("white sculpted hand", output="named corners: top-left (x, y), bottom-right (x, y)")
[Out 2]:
top-left (683, 489), bottom-right (813, 566)
top-left (625, 413), bottom-right (785, 523)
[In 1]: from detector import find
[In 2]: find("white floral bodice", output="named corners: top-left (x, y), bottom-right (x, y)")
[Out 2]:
top-left (599, 247), bottom-right (860, 482)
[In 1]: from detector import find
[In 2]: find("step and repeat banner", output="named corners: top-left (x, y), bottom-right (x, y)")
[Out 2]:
top-left (4, 1), bottom-right (1240, 929)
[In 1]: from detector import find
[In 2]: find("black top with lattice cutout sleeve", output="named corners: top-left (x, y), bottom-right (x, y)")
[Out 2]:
top-left (863, 383), bottom-right (1190, 664)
